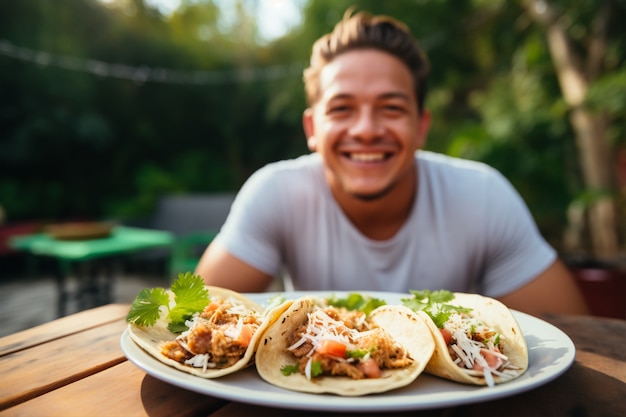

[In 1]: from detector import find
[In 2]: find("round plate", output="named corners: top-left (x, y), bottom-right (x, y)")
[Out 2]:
top-left (120, 291), bottom-right (576, 412)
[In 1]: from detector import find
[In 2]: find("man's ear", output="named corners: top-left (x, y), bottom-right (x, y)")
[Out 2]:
top-left (302, 108), bottom-right (317, 151)
top-left (415, 109), bottom-right (431, 150)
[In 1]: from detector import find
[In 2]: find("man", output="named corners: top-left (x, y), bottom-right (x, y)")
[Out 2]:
top-left (195, 10), bottom-right (588, 316)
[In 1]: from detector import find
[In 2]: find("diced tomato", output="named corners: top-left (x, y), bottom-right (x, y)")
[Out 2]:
top-left (316, 340), bottom-right (347, 358)
top-left (232, 324), bottom-right (254, 348)
top-left (440, 328), bottom-right (452, 345)
top-left (472, 348), bottom-right (504, 371)
top-left (358, 358), bottom-right (382, 378)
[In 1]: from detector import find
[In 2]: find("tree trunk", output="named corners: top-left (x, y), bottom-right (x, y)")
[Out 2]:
top-left (523, 0), bottom-right (619, 258)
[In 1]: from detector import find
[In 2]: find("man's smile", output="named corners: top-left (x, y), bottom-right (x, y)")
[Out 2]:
top-left (342, 152), bottom-right (392, 162)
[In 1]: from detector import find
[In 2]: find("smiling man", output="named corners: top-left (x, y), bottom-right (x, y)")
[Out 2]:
top-left (195, 10), bottom-right (588, 316)
top-left (302, 48), bottom-right (429, 241)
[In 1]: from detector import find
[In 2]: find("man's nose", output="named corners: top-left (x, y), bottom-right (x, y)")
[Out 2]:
top-left (348, 108), bottom-right (382, 140)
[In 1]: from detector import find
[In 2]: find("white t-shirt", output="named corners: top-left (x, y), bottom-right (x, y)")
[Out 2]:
top-left (216, 151), bottom-right (556, 297)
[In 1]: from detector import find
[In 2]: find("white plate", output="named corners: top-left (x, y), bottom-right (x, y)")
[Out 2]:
top-left (120, 291), bottom-right (576, 412)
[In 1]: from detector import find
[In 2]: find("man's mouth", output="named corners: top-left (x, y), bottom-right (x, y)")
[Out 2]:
top-left (345, 152), bottom-right (389, 162)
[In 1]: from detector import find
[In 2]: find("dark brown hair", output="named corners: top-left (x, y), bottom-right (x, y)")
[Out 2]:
top-left (303, 10), bottom-right (430, 113)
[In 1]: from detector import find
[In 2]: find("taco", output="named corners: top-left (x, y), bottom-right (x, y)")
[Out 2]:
top-left (128, 284), bottom-right (276, 378)
top-left (255, 296), bottom-right (435, 396)
top-left (402, 290), bottom-right (528, 387)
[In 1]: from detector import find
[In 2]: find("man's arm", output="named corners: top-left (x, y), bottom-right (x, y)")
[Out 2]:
top-left (497, 259), bottom-right (589, 316)
top-left (194, 240), bottom-right (274, 292)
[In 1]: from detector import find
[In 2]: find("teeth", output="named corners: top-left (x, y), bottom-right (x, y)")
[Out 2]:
top-left (349, 153), bottom-right (385, 162)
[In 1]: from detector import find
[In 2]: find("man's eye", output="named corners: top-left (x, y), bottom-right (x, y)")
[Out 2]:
top-left (381, 105), bottom-right (408, 117)
top-left (327, 105), bottom-right (351, 115)
top-left (383, 104), bottom-right (405, 112)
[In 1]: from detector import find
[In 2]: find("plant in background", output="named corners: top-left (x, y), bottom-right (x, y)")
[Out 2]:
top-left (523, 0), bottom-right (625, 263)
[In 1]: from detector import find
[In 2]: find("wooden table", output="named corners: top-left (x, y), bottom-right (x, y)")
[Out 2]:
top-left (1, 305), bottom-right (624, 417)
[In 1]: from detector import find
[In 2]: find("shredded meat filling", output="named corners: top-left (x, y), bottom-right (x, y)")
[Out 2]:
top-left (358, 329), bottom-right (413, 369)
top-left (161, 300), bottom-right (261, 369)
top-left (286, 306), bottom-right (413, 380)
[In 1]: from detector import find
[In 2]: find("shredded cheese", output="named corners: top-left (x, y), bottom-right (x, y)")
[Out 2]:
top-left (286, 307), bottom-right (364, 380)
top-left (443, 313), bottom-right (510, 387)
top-left (169, 297), bottom-right (260, 370)
top-left (223, 317), bottom-right (244, 339)
top-left (184, 354), bottom-right (216, 372)
top-left (304, 357), bottom-right (313, 380)
top-left (286, 308), bottom-right (356, 357)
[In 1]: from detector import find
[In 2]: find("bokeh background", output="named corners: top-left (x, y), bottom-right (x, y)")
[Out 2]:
top-left (1, 0), bottom-right (625, 264)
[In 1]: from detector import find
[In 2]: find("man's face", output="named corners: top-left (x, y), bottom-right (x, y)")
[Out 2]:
top-left (303, 49), bottom-right (430, 201)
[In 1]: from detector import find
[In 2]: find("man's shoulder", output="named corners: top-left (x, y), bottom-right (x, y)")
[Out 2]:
top-left (257, 153), bottom-right (322, 176)
top-left (243, 153), bottom-right (324, 196)
top-left (416, 150), bottom-right (513, 203)
top-left (417, 150), bottom-right (503, 182)
top-left (417, 150), bottom-right (494, 172)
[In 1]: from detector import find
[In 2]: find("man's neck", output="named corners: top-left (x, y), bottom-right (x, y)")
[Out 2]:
top-left (332, 171), bottom-right (417, 241)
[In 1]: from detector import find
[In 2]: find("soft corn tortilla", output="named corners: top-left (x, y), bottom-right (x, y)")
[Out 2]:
top-left (128, 285), bottom-right (281, 378)
top-left (255, 297), bottom-right (435, 396)
top-left (423, 292), bottom-right (528, 385)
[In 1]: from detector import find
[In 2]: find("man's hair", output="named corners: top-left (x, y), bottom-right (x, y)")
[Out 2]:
top-left (303, 10), bottom-right (430, 113)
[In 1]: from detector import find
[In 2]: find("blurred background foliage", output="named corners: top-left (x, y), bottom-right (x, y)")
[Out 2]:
top-left (1, 0), bottom-right (625, 258)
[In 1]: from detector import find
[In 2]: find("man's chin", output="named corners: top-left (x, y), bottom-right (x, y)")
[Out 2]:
top-left (349, 186), bottom-right (393, 202)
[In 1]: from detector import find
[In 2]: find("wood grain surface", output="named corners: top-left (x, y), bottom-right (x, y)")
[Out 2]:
top-left (0, 305), bottom-right (624, 417)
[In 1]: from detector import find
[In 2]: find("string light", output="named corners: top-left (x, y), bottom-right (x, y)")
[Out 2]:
top-left (0, 39), bottom-right (304, 84)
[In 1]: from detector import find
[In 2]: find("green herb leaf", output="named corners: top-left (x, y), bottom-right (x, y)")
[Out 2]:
top-left (311, 360), bottom-right (323, 377)
top-left (126, 287), bottom-right (170, 326)
top-left (280, 364), bottom-right (300, 376)
top-left (167, 321), bottom-right (190, 334)
top-left (346, 346), bottom-right (375, 359)
top-left (265, 293), bottom-right (287, 312)
top-left (430, 311), bottom-right (454, 329)
top-left (401, 289), bottom-right (471, 328)
top-left (126, 272), bottom-right (210, 333)
top-left (326, 293), bottom-right (387, 316)
top-left (167, 272), bottom-right (210, 327)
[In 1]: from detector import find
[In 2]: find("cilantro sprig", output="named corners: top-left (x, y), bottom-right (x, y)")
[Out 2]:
top-left (126, 272), bottom-right (210, 333)
top-left (310, 360), bottom-right (323, 377)
top-left (346, 346), bottom-right (375, 359)
top-left (401, 289), bottom-right (471, 328)
top-left (280, 361), bottom-right (323, 378)
top-left (264, 293), bottom-right (287, 312)
top-left (326, 293), bottom-right (387, 317)
top-left (280, 364), bottom-right (299, 376)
